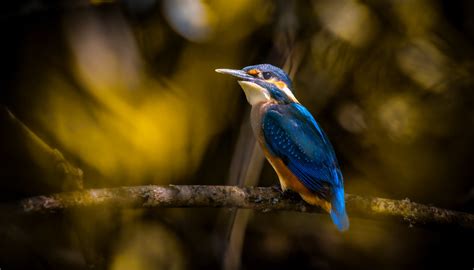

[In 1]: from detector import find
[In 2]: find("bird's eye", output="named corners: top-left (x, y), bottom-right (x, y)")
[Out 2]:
top-left (262, 72), bottom-right (273, 80)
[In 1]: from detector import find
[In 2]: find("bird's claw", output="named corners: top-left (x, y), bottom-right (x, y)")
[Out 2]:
top-left (271, 185), bottom-right (299, 199)
top-left (281, 189), bottom-right (300, 200)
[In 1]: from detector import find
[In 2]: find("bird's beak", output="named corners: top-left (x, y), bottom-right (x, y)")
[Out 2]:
top-left (215, 68), bottom-right (270, 105)
top-left (215, 68), bottom-right (254, 80)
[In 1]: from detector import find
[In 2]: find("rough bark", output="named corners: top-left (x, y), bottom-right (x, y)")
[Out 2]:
top-left (18, 185), bottom-right (474, 229)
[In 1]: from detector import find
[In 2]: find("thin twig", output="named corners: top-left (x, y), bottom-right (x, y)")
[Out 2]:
top-left (3, 107), bottom-right (83, 190)
top-left (17, 185), bottom-right (474, 230)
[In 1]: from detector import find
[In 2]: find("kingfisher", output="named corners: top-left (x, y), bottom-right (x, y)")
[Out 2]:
top-left (216, 64), bottom-right (349, 231)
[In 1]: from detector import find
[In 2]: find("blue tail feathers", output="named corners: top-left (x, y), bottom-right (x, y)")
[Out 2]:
top-left (330, 187), bottom-right (349, 231)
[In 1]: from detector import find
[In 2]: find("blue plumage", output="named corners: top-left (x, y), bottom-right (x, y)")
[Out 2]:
top-left (262, 104), bottom-right (333, 194)
top-left (216, 64), bottom-right (349, 231)
top-left (262, 103), bottom-right (349, 231)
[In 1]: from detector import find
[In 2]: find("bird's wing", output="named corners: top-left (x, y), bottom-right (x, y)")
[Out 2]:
top-left (262, 103), bottom-right (341, 199)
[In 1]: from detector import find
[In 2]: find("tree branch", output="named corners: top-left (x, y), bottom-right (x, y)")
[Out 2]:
top-left (18, 185), bottom-right (474, 229)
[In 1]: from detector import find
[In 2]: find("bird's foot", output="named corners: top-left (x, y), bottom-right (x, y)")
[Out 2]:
top-left (281, 189), bottom-right (300, 201)
top-left (271, 185), bottom-right (300, 200)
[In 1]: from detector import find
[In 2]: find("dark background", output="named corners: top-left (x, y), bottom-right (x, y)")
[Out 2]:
top-left (0, 0), bottom-right (473, 269)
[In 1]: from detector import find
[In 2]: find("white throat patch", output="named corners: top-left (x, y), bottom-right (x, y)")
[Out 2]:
top-left (238, 81), bottom-right (271, 105)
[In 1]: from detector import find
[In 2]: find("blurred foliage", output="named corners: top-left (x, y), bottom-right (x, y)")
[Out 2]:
top-left (1, 0), bottom-right (474, 269)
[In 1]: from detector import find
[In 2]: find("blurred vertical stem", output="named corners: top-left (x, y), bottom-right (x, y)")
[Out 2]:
top-left (222, 115), bottom-right (265, 270)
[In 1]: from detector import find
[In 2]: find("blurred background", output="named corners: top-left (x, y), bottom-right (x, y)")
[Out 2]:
top-left (0, 0), bottom-right (473, 269)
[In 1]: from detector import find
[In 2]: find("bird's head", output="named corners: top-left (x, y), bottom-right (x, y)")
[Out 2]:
top-left (216, 64), bottom-right (297, 106)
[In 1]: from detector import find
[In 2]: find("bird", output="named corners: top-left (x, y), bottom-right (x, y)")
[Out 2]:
top-left (215, 64), bottom-right (349, 231)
